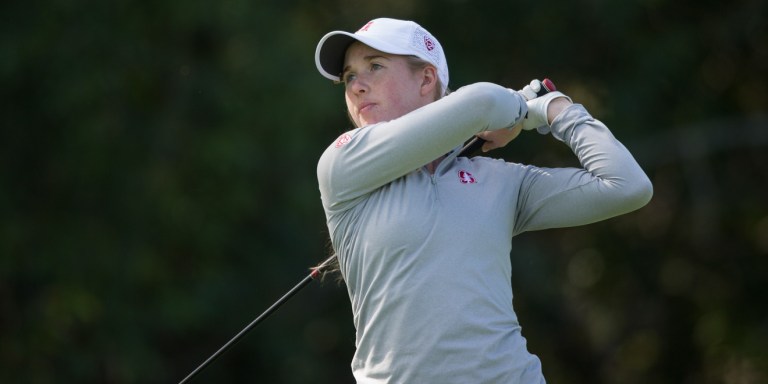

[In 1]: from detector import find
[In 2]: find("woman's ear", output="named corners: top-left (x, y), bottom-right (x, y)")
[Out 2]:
top-left (420, 66), bottom-right (438, 96)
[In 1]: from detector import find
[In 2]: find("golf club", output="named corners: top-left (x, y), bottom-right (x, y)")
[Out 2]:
top-left (178, 78), bottom-right (556, 383)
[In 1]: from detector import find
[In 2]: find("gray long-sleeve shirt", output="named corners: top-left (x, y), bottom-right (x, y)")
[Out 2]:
top-left (317, 82), bottom-right (653, 383)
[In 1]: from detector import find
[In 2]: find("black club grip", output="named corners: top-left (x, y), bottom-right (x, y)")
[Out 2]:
top-left (459, 79), bottom-right (556, 157)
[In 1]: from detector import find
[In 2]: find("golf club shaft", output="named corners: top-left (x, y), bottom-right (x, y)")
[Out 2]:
top-left (179, 255), bottom-right (336, 384)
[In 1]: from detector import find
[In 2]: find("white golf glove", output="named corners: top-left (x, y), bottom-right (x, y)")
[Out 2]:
top-left (519, 79), bottom-right (572, 133)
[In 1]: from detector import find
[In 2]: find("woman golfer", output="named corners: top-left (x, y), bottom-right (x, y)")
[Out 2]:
top-left (314, 18), bottom-right (652, 383)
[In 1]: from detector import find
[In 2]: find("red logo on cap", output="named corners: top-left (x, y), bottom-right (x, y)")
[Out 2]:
top-left (424, 36), bottom-right (435, 51)
top-left (458, 170), bottom-right (476, 184)
top-left (358, 21), bottom-right (374, 32)
top-left (335, 133), bottom-right (352, 148)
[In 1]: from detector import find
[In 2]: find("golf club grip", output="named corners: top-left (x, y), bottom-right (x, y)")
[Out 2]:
top-left (459, 78), bottom-right (556, 157)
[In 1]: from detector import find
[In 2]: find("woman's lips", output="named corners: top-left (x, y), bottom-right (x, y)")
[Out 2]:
top-left (359, 102), bottom-right (375, 113)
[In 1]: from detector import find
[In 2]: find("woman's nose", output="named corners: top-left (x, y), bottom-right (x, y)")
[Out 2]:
top-left (350, 76), bottom-right (368, 94)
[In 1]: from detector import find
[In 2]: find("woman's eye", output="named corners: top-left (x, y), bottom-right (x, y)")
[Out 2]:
top-left (343, 73), bottom-right (356, 84)
top-left (370, 63), bottom-right (382, 71)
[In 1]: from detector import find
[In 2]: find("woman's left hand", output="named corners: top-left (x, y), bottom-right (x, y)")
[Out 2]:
top-left (475, 124), bottom-right (524, 152)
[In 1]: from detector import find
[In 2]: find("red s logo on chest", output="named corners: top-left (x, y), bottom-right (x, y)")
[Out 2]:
top-left (458, 170), bottom-right (476, 184)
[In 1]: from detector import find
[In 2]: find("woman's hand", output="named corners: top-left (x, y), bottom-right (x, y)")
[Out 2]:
top-left (475, 124), bottom-right (524, 152)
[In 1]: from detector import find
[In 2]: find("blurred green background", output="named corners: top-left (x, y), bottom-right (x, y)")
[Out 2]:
top-left (2, 0), bottom-right (766, 383)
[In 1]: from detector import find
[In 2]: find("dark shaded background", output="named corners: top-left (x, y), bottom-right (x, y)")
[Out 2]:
top-left (2, 0), bottom-right (766, 383)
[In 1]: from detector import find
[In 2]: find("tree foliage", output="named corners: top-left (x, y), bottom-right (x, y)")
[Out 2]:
top-left (2, 0), bottom-right (766, 383)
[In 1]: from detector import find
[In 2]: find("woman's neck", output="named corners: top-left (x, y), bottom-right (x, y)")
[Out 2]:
top-left (425, 155), bottom-right (446, 174)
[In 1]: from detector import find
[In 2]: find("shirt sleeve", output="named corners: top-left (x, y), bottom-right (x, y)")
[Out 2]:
top-left (318, 82), bottom-right (527, 214)
top-left (513, 104), bottom-right (653, 234)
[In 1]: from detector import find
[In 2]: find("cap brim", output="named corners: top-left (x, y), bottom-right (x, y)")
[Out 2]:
top-left (315, 31), bottom-right (418, 82)
top-left (315, 32), bottom-right (357, 82)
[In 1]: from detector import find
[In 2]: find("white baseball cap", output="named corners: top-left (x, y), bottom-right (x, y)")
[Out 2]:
top-left (315, 18), bottom-right (449, 95)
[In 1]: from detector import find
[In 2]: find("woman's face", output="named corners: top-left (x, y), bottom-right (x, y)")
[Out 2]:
top-left (342, 42), bottom-right (433, 128)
